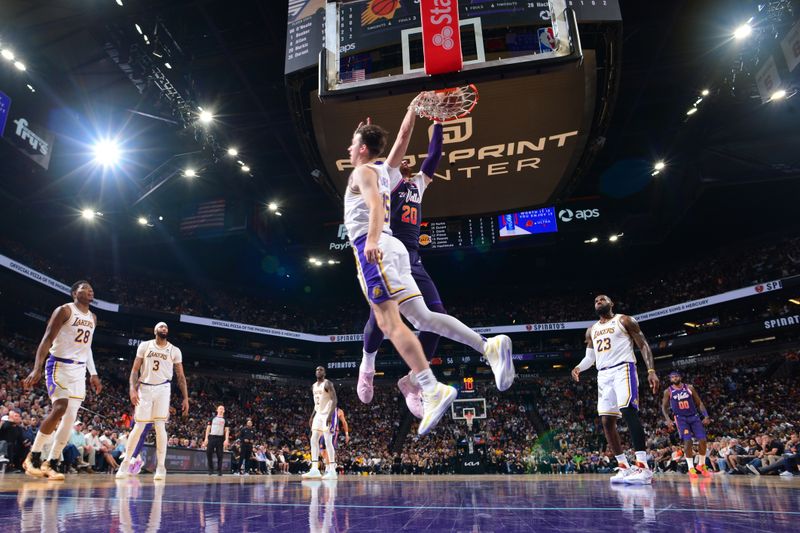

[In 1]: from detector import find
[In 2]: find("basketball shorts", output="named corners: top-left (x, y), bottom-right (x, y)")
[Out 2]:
top-left (352, 233), bottom-right (422, 305)
top-left (135, 382), bottom-right (171, 422)
top-left (312, 410), bottom-right (338, 434)
top-left (597, 361), bottom-right (639, 417)
top-left (45, 355), bottom-right (86, 401)
top-left (320, 429), bottom-right (340, 450)
top-left (408, 249), bottom-right (443, 307)
top-left (674, 414), bottom-right (706, 441)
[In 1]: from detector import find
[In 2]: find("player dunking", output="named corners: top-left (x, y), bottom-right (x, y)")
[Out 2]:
top-left (572, 295), bottom-right (659, 484)
top-left (354, 100), bottom-right (515, 423)
top-left (22, 281), bottom-right (102, 480)
top-left (116, 322), bottom-right (189, 481)
top-left (303, 366), bottom-right (338, 480)
top-left (320, 407), bottom-right (349, 471)
top-left (662, 370), bottom-right (712, 479)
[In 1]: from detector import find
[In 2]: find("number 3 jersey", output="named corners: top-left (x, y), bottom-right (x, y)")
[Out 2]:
top-left (590, 314), bottom-right (636, 370)
top-left (136, 340), bottom-right (182, 385)
top-left (50, 303), bottom-right (95, 363)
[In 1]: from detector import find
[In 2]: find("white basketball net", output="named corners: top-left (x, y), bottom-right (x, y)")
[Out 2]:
top-left (410, 85), bottom-right (479, 122)
top-left (465, 412), bottom-right (475, 431)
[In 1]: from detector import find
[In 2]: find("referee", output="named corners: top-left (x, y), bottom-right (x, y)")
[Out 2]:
top-left (203, 405), bottom-right (229, 475)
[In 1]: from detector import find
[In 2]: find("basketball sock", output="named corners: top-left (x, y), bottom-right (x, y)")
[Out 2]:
top-left (686, 456), bottom-right (694, 469)
top-left (32, 430), bottom-right (55, 454)
top-left (48, 399), bottom-right (80, 462)
top-left (615, 454), bottom-right (629, 468)
top-left (154, 421), bottom-right (167, 468)
top-left (311, 430), bottom-right (322, 464)
top-left (323, 433), bottom-right (335, 466)
top-left (360, 350), bottom-right (377, 373)
top-left (635, 451), bottom-right (649, 469)
top-left (124, 422), bottom-right (147, 465)
top-left (399, 298), bottom-right (484, 353)
top-left (414, 368), bottom-right (437, 393)
top-left (408, 371), bottom-right (420, 388)
top-left (696, 455), bottom-right (705, 468)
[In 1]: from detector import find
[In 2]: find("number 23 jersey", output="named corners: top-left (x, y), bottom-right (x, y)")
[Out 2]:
top-left (590, 314), bottom-right (635, 369)
top-left (136, 340), bottom-right (182, 384)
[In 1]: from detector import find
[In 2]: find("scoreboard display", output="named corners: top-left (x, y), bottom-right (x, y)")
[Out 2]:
top-left (419, 217), bottom-right (498, 250)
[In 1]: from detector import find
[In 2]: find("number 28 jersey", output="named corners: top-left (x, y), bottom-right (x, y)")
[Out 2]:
top-left (590, 314), bottom-right (636, 370)
top-left (50, 303), bottom-right (95, 363)
top-left (136, 340), bottom-right (182, 385)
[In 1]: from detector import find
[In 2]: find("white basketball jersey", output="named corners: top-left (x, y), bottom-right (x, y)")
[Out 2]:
top-left (50, 303), bottom-right (95, 363)
top-left (136, 340), bottom-right (182, 384)
top-left (343, 163), bottom-right (393, 241)
top-left (590, 315), bottom-right (636, 369)
top-left (313, 380), bottom-right (333, 416)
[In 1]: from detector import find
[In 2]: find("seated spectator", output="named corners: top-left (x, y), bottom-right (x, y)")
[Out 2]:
top-left (0, 410), bottom-right (26, 471)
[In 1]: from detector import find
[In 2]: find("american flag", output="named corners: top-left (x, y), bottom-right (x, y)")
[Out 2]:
top-left (341, 69), bottom-right (366, 83)
top-left (180, 199), bottom-right (226, 235)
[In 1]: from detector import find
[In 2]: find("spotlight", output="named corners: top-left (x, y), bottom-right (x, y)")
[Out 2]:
top-left (701, 89), bottom-right (710, 96)
top-left (93, 140), bottom-right (120, 166)
top-left (241, 165), bottom-right (251, 173)
top-left (654, 161), bottom-right (665, 171)
top-left (268, 202), bottom-right (278, 212)
top-left (609, 234), bottom-right (619, 242)
top-left (26, 84), bottom-right (35, 93)
top-left (164, 62), bottom-right (172, 69)
top-left (309, 257), bottom-right (317, 263)
top-left (116, 0), bottom-right (124, 5)
top-left (686, 107), bottom-right (698, 116)
top-left (770, 89), bottom-right (787, 101)
top-left (327, 260), bottom-right (335, 265)
top-left (733, 23), bottom-right (752, 40)
top-left (135, 23), bottom-right (143, 35)
top-left (137, 217), bottom-right (148, 226)
top-left (275, 212), bottom-right (282, 217)
top-left (81, 209), bottom-right (96, 220)
top-left (1, 49), bottom-right (14, 61)
top-left (227, 148), bottom-right (238, 156)
top-left (199, 110), bottom-right (213, 124)
top-left (158, 216), bottom-right (164, 221)
top-left (13, 61), bottom-right (25, 71)
top-left (184, 168), bottom-right (196, 178)
top-left (583, 237), bottom-right (598, 244)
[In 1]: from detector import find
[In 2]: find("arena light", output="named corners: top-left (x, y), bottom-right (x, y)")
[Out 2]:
top-left (135, 23), bottom-right (143, 35)
top-left (164, 62), bottom-right (172, 69)
top-left (13, 61), bottom-right (25, 71)
top-left (227, 147), bottom-right (238, 156)
top-left (137, 216), bottom-right (148, 226)
top-left (268, 202), bottom-right (278, 212)
top-left (158, 216), bottom-right (164, 221)
top-left (116, 0), bottom-right (124, 6)
top-left (26, 84), bottom-right (35, 93)
top-left (701, 89), bottom-right (710, 96)
top-left (275, 211), bottom-right (282, 216)
top-left (81, 209), bottom-right (96, 221)
top-left (198, 110), bottom-right (213, 124)
top-left (609, 234), bottom-right (619, 242)
top-left (750, 336), bottom-right (776, 343)
top-left (241, 165), bottom-right (251, 173)
top-left (733, 23), bottom-right (752, 40)
top-left (92, 140), bottom-right (121, 166)
top-left (584, 237), bottom-right (599, 244)
top-left (654, 161), bottom-right (665, 171)
top-left (183, 168), bottom-right (196, 178)
top-left (1, 49), bottom-right (14, 61)
top-left (308, 257), bottom-right (317, 264)
top-left (770, 89), bottom-right (787, 101)
top-left (686, 107), bottom-right (698, 116)
top-left (789, 298), bottom-right (800, 305)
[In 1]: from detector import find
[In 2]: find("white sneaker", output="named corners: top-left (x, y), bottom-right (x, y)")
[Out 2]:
top-left (153, 467), bottom-right (166, 481)
top-left (418, 383), bottom-right (458, 436)
top-left (115, 462), bottom-right (130, 479)
top-left (483, 335), bottom-right (516, 391)
top-left (779, 470), bottom-right (795, 477)
top-left (302, 468), bottom-right (322, 479)
top-left (624, 466), bottom-right (653, 485)
top-left (397, 373), bottom-right (423, 419)
top-left (322, 469), bottom-right (338, 480)
top-left (610, 466), bottom-right (632, 484)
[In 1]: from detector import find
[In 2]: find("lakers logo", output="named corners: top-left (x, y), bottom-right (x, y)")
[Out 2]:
top-left (419, 234), bottom-right (431, 247)
top-left (362, 0), bottom-right (401, 26)
top-left (684, 429), bottom-right (689, 435)
top-left (372, 286), bottom-right (383, 299)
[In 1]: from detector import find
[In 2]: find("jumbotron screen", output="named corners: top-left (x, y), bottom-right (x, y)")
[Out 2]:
top-left (498, 207), bottom-right (558, 238)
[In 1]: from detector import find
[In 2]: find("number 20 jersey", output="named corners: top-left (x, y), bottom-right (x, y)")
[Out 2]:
top-left (590, 315), bottom-right (636, 370)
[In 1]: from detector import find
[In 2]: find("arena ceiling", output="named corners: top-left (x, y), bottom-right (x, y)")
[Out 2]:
top-left (0, 0), bottom-right (798, 266)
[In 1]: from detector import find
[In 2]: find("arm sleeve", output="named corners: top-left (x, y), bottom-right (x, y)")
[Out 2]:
top-left (576, 348), bottom-right (596, 372)
top-left (86, 350), bottom-right (98, 376)
top-left (420, 123), bottom-right (443, 180)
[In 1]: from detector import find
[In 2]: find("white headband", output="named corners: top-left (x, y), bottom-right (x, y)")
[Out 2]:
top-left (154, 322), bottom-right (168, 334)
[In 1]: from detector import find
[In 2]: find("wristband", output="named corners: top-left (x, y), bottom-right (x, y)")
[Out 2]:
top-left (647, 369), bottom-right (656, 374)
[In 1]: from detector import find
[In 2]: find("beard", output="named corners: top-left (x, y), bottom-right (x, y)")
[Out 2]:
top-left (595, 304), bottom-right (612, 317)
top-left (156, 332), bottom-right (168, 340)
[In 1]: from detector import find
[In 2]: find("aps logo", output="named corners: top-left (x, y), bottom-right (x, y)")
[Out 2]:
top-left (558, 208), bottom-right (600, 223)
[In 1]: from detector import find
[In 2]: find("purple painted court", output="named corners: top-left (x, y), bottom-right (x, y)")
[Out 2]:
top-left (4, 474), bottom-right (799, 532)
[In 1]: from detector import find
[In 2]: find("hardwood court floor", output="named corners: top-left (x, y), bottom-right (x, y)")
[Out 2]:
top-left (2, 472), bottom-right (798, 532)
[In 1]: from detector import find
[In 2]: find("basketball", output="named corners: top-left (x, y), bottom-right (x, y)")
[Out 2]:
top-left (370, 0), bottom-right (399, 17)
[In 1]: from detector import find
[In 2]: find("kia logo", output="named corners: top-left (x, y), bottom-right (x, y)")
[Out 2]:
top-left (558, 208), bottom-right (600, 223)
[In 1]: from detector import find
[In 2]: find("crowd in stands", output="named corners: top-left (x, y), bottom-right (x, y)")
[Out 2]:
top-left (2, 234), bottom-right (799, 334)
top-left (3, 324), bottom-right (798, 476)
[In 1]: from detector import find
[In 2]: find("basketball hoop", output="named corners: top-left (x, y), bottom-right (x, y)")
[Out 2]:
top-left (465, 411), bottom-right (475, 432)
top-left (410, 84), bottom-right (479, 122)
